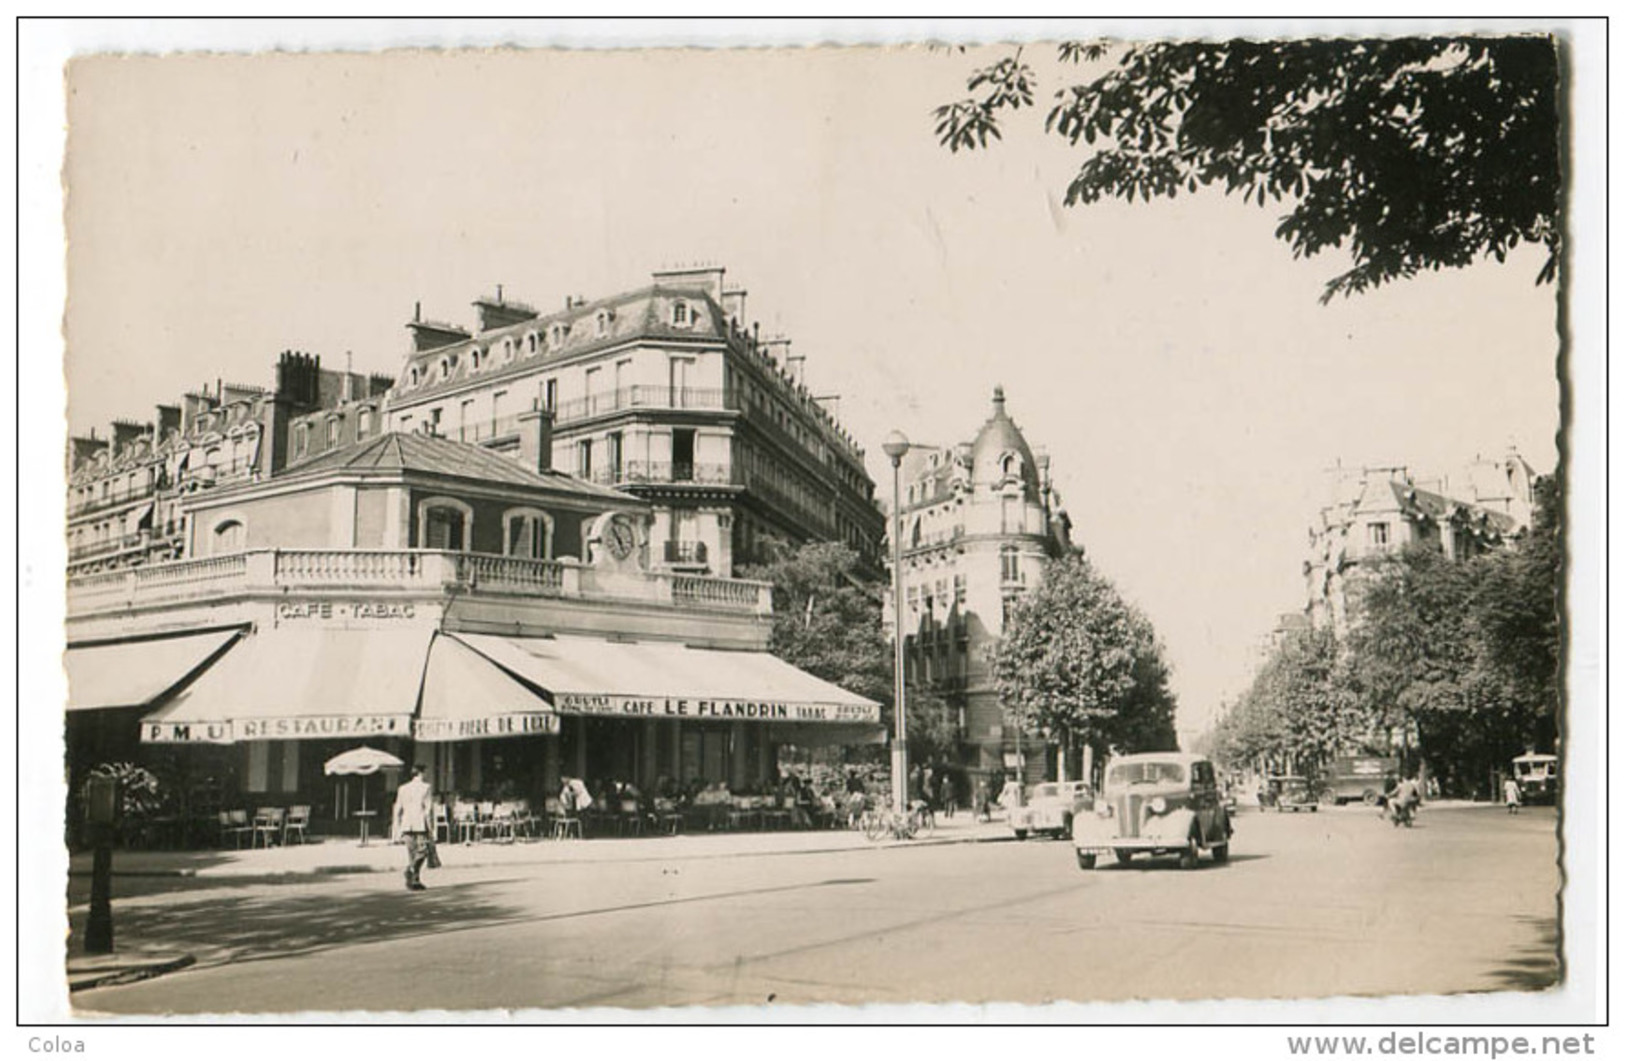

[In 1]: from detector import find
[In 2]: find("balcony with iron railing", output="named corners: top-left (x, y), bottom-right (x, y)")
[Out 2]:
top-left (585, 460), bottom-right (739, 489)
top-left (65, 548), bottom-right (773, 618)
top-left (553, 386), bottom-right (732, 425)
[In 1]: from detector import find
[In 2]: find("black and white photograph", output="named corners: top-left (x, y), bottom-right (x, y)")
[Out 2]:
top-left (17, 16), bottom-right (1607, 1041)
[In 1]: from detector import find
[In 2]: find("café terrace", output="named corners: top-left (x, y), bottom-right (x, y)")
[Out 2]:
top-left (63, 428), bottom-right (881, 839)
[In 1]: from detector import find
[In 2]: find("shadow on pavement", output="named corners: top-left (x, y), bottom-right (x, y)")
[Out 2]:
top-left (69, 879), bottom-right (524, 972)
top-left (1484, 915), bottom-right (1561, 992)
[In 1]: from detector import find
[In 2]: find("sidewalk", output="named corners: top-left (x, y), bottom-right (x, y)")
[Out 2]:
top-left (68, 812), bottom-right (1012, 882)
top-left (65, 814), bottom-right (1010, 991)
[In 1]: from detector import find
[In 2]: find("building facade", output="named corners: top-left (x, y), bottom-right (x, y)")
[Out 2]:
top-left (382, 266), bottom-right (886, 577)
top-left (65, 427), bottom-right (879, 836)
top-left (66, 353), bottom-right (391, 575)
top-left (1304, 452), bottom-right (1535, 635)
top-left (887, 387), bottom-right (1074, 785)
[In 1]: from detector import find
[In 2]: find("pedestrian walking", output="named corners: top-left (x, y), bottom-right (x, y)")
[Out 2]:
top-left (392, 764), bottom-right (435, 892)
top-left (1503, 776), bottom-right (1523, 814)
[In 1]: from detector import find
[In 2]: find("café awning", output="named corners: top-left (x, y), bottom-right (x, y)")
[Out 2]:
top-left (453, 633), bottom-right (882, 727)
top-left (140, 626), bottom-right (434, 743)
top-left (66, 627), bottom-right (246, 712)
top-left (413, 632), bottom-right (559, 743)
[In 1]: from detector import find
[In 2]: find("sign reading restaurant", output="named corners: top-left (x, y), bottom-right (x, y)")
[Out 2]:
top-left (555, 694), bottom-right (880, 723)
top-left (144, 714), bottom-right (413, 743)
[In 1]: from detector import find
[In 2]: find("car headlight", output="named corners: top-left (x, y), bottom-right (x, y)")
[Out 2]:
top-left (1148, 796), bottom-right (1167, 815)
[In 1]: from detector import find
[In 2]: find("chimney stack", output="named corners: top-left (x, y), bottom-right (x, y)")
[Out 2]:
top-left (518, 404), bottom-right (555, 474)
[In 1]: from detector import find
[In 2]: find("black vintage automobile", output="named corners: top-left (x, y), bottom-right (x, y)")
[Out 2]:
top-left (1260, 775), bottom-right (1319, 813)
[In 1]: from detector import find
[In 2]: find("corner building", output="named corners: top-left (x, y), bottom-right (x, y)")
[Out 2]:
top-left (383, 266), bottom-right (886, 577)
top-left (888, 387), bottom-right (1074, 787)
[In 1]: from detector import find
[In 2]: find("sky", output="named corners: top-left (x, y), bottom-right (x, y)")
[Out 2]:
top-left (57, 30), bottom-right (1565, 742)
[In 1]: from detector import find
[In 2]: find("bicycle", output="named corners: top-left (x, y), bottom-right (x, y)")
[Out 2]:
top-left (860, 801), bottom-right (935, 842)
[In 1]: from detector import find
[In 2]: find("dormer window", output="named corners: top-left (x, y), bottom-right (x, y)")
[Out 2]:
top-left (438, 356), bottom-right (452, 381)
top-left (549, 322), bottom-right (567, 348)
top-left (409, 366), bottom-right (422, 386)
top-left (502, 338), bottom-right (515, 363)
top-left (526, 332), bottom-right (538, 355)
top-left (672, 300), bottom-right (690, 327)
top-left (595, 309), bottom-right (611, 336)
top-left (469, 347), bottom-right (483, 370)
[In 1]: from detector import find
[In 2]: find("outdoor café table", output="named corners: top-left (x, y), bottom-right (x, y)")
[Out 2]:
top-left (353, 808), bottom-right (378, 846)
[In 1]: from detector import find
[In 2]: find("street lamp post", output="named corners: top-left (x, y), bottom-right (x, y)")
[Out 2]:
top-left (882, 430), bottom-right (911, 816)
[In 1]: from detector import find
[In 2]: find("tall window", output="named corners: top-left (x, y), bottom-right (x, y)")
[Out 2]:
top-left (607, 431), bottom-right (623, 481)
top-left (543, 378), bottom-right (558, 413)
top-left (503, 509), bottom-right (553, 560)
top-left (578, 439), bottom-right (594, 479)
top-left (671, 428), bottom-right (695, 481)
top-left (1000, 546), bottom-right (1021, 584)
top-left (212, 519), bottom-right (245, 555)
top-left (672, 300), bottom-right (690, 327)
top-left (418, 499), bottom-right (472, 551)
top-left (1369, 522), bottom-right (1391, 549)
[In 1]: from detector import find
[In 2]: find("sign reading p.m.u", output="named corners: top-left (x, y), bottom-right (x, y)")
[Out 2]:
top-left (555, 694), bottom-right (878, 723)
top-left (143, 715), bottom-right (412, 743)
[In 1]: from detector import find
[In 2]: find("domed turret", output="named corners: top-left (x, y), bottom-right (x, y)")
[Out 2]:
top-left (970, 385), bottom-right (1041, 496)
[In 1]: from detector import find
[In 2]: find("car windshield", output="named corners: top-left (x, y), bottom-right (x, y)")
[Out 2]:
top-left (1108, 761), bottom-right (1186, 787)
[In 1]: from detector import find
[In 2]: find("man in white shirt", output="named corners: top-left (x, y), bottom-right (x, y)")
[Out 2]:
top-left (392, 764), bottom-right (434, 891)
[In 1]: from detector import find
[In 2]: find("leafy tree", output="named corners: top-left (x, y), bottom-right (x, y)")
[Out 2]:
top-left (935, 37), bottom-right (1561, 301)
top-left (744, 540), bottom-right (961, 760)
top-left (744, 540), bottom-right (892, 706)
top-left (992, 553), bottom-right (1176, 767)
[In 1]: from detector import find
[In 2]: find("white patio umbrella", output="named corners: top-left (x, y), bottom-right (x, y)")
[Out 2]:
top-left (323, 746), bottom-right (405, 821)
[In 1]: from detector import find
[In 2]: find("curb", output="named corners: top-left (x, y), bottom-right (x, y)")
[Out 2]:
top-left (68, 953), bottom-right (196, 993)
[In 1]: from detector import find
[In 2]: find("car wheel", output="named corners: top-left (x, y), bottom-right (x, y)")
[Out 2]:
top-left (1210, 841), bottom-right (1229, 863)
top-left (1076, 851), bottom-right (1096, 871)
top-left (1310, 806), bottom-right (1318, 813)
top-left (1013, 829), bottom-right (1028, 840)
top-left (1178, 835), bottom-right (1200, 870)
top-left (1114, 848), bottom-right (1135, 863)
top-left (1060, 814), bottom-right (1073, 838)
top-left (1363, 789), bottom-right (1379, 806)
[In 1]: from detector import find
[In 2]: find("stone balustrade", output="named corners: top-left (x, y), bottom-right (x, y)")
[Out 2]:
top-left (65, 548), bottom-right (772, 617)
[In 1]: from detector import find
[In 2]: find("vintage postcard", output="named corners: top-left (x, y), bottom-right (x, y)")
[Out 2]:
top-left (19, 17), bottom-right (1606, 1040)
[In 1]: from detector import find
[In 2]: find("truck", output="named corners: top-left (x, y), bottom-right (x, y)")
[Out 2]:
top-left (1322, 756), bottom-right (1399, 806)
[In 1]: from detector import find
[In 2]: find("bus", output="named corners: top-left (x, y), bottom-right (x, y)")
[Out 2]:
top-left (1512, 753), bottom-right (1559, 804)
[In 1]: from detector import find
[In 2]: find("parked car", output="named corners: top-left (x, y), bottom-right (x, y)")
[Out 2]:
top-left (1009, 780), bottom-right (1092, 840)
top-left (1072, 753), bottom-right (1232, 869)
top-left (1265, 775), bottom-right (1319, 813)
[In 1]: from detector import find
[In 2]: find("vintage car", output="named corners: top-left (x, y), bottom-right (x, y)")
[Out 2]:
top-left (1264, 775), bottom-right (1318, 812)
top-left (1009, 780), bottom-right (1092, 839)
top-left (1072, 752), bottom-right (1232, 870)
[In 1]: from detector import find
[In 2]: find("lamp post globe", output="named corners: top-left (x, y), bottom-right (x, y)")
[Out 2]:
top-left (883, 430), bottom-right (911, 815)
top-left (882, 431), bottom-right (911, 464)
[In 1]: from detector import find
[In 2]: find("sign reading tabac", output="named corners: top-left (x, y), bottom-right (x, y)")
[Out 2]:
top-left (555, 694), bottom-right (879, 724)
top-left (414, 713), bottom-right (561, 742)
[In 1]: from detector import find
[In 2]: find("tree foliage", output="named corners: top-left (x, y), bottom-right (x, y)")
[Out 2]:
top-left (936, 37), bottom-right (1562, 301)
top-left (992, 553), bottom-right (1178, 757)
top-left (743, 540), bottom-right (961, 759)
top-left (1206, 476), bottom-right (1562, 795)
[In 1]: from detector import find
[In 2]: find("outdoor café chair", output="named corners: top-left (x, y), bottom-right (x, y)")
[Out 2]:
top-left (545, 797), bottom-right (582, 840)
top-left (218, 809), bottom-right (252, 849)
top-left (453, 801), bottom-right (480, 844)
top-left (252, 807), bottom-right (285, 848)
top-left (433, 803), bottom-right (452, 844)
top-left (486, 803), bottom-right (517, 843)
top-left (282, 805), bottom-right (311, 845)
top-left (617, 799), bottom-right (644, 837)
top-left (654, 799), bottom-right (684, 835)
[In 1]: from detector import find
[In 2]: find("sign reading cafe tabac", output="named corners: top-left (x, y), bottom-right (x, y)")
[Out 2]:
top-left (555, 694), bottom-right (879, 724)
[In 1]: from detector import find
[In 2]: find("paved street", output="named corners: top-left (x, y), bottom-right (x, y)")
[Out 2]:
top-left (70, 804), bottom-right (1559, 1014)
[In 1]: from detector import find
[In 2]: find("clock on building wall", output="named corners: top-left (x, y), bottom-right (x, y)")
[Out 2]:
top-left (606, 513), bottom-right (637, 561)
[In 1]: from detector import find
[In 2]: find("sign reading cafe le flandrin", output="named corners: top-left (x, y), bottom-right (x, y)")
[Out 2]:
top-left (554, 694), bottom-right (879, 723)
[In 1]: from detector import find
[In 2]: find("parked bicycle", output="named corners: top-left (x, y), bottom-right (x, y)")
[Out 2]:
top-left (860, 801), bottom-right (935, 842)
